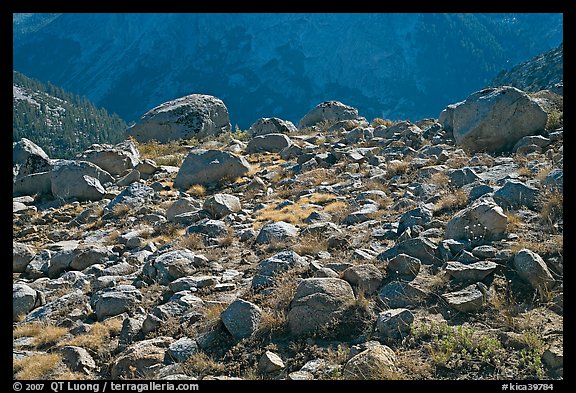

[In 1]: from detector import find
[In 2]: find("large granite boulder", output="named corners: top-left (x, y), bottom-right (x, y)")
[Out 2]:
top-left (126, 94), bottom-right (231, 143)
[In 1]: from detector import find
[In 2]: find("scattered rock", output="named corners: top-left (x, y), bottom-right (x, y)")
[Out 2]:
top-left (174, 149), bottom-right (250, 188)
top-left (386, 253), bottom-right (421, 279)
top-left (299, 101), bottom-right (361, 128)
top-left (255, 221), bottom-right (298, 244)
top-left (13, 138), bottom-right (51, 179)
top-left (542, 344), bottom-right (563, 371)
top-left (51, 160), bottom-right (113, 201)
top-left (543, 168), bottom-right (562, 192)
top-left (378, 237), bottom-right (440, 266)
top-left (186, 219), bottom-right (229, 239)
top-left (447, 167), bottom-right (482, 188)
top-left (342, 264), bottom-right (384, 295)
top-left (494, 179), bottom-right (540, 210)
top-left (513, 249), bottom-right (555, 292)
top-left (203, 194), bottom-right (241, 219)
top-left (247, 133), bottom-right (292, 153)
top-left (397, 206), bottom-right (433, 234)
top-left (90, 285), bottom-right (142, 320)
top-left (13, 283), bottom-right (45, 320)
top-left (143, 250), bottom-right (209, 285)
top-left (13, 242), bottom-right (36, 273)
top-left (445, 198), bottom-right (508, 242)
top-left (376, 308), bottom-right (414, 339)
top-left (166, 198), bottom-right (200, 221)
top-left (165, 337), bottom-right (198, 363)
top-left (343, 203), bottom-right (378, 225)
top-left (221, 299), bottom-right (262, 340)
top-left (104, 182), bottom-right (156, 213)
top-left (287, 371), bottom-right (314, 380)
top-left (258, 351), bottom-right (285, 374)
top-left (252, 251), bottom-right (308, 288)
top-left (442, 283), bottom-right (486, 312)
top-left (13, 171), bottom-right (52, 197)
top-left (81, 140), bottom-right (140, 176)
top-left (61, 346), bottom-right (97, 374)
top-left (378, 281), bottom-right (427, 308)
top-left (111, 337), bottom-right (174, 379)
top-left (287, 278), bottom-right (355, 336)
top-left (445, 261), bottom-right (498, 282)
top-left (117, 169), bottom-right (141, 187)
top-left (342, 344), bottom-right (397, 380)
top-left (249, 117), bottom-right (298, 136)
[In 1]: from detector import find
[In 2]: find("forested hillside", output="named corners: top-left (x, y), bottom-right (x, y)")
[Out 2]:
top-left (13, 71), bottom-right (127, 159)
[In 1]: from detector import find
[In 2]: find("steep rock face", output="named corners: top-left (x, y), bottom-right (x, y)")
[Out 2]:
top-left (126, 94), bottom-right (231, 143)
top-left (13, 14), bottom-right (562, 128)
top-left (491, 43), bottom-right (563, 92)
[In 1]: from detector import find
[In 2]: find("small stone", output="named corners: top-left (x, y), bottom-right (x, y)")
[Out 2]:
top-left (258, 350), bottom-right (285, 374)
top-left (376, 308), bottom-right (414, 339)
top-left (442, 283), bottom-right (486, 312)
top-left (166, 337), bottom-right (198, 363)
top-left (221, 299), bottom-right (262, 340)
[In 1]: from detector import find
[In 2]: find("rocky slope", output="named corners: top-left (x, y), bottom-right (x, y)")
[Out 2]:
top-left (13, 13), bottom-right (562, 128)
top-left (13, 86), bottom-right (563, 380)
top-left (491, 43), bottom-right (563, 93)
top-left (13, 71), bottom-right (127, 159)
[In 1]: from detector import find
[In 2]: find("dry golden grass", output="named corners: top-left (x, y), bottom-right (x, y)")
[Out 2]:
top-left (371, 118), bottom-right (395, 128)
top-left (53, 371), bottom-right (90, 380)
top-left (187, 184), bottom-right (206, 197)
top-left (103, 229), bottom-right (121, 246)
top-left (155, 155), bottom-right (184, 167)
top-left (538, 189), bottom-right (563, 232)
top-left (363, 179), bottom-right (389, 193)
top-left (433, 189), bottom-right (468, 213)
top-left (505, 212), bottom-right (524, 232)
top-left (510, 235), bottom-right (563, 257)
top-left (534, 166), bottom-right (552, 182)
top-left (148, 223), bottom-right (186, 245)
top-left (182, 352), bottom-right (226, 378)
top-left (14, 322), bottom-right (69, 348)
top-left (176, 233), bottom-right (205, 250)
top-left (112, 203), bottom-right (131, 217)
top-left (429, 172), bottom-right (450, 188)
top-left (299, 193), bottom-right (338, 205)
top-left (445, 155), bottom-right (470, 169)
top-left (218, 228), bottom-right (235, 247)
top-left (254, 269), bottom-right (304, 336)
top-left (394, 350), bottom-right (434, 379)
top-left (134, 137), bottom-right (194, 161)
top-left (293, 234), bottom-right (328, 256)
top-left (516, 166), bottom-right (533, 178)
top-left (258, 309), bottom-right (288, 336)
top-left (369, 194), bottom-right (394, 210)
top-left (64, 318), bottom-right (123, 351)
top-left (387, 160), bottom-right (411, 177)
top-left (14, 353), bottom-right (62, 380)
top-left (323, 200), bottom-right (349, 214)
top-left (323, 200), bottom-right (351, 223)
top-left (298, 168), bottom-right (338, 186)
top-left (254, 203), bottom-right (316, 225)
top-left (546, 110), bottom-right (563, 130)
